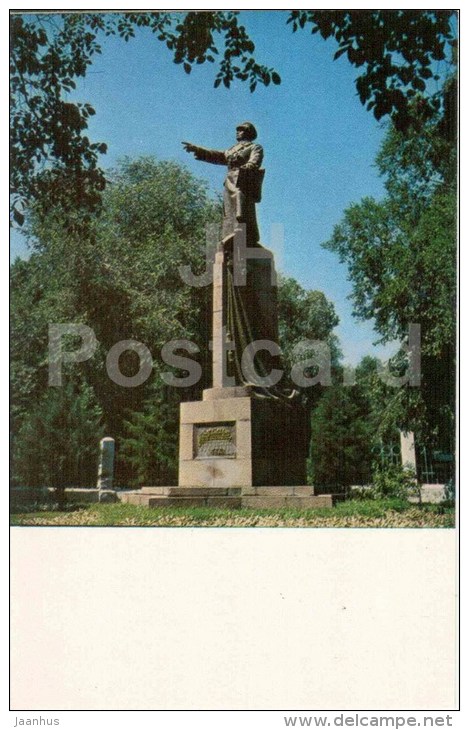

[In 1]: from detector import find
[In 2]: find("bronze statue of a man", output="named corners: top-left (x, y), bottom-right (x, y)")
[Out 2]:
top-left (182, 122), bottom-right (265, 245)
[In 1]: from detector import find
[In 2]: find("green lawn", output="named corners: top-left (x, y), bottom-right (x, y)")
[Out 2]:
top-left (10, 499), bottom-right (455, 528)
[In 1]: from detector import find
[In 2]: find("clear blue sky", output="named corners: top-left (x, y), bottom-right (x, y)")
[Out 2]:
top-left (11, 10), bottom-right (400, 365)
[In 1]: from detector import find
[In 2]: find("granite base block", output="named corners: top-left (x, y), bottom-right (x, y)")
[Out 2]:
top-left (117, 486), bottom-right (332, 510)
top-left (178, 394), bottom-right (310, 488)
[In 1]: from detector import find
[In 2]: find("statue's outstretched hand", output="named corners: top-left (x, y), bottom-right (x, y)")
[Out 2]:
top-left (182, 141), bottom-right (198, 154)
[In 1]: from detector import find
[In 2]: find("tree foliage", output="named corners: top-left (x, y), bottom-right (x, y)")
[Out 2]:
top-left (120, 384), bottom-right (180, 487)
top-left (310, 384), bottom-right (373, 492)
top-left (277, 276), bottom-right (340, 361)
top-left (11, 157), bottom-right (218, 485)
top-left (10, 10), bottom-right (457, 225)
top-left (309, 356), bottom-right (398, 492)
top-left (288, 10), bottom-right (457, 132)
top-left (324, 113), bottom-right (456, 446)
top-left (13, 380), bottom-right (104, 499)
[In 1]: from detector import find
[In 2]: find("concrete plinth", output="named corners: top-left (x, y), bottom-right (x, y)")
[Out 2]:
top-left (178, 394), bottom-right (309, 488)
top-left (178, 396), bottom-right (252, 488)
top-left (166, 235), bottom-right (331, 509)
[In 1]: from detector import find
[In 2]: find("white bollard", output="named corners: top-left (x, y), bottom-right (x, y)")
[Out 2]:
top-left (400, 431), bottom-right (417, 472)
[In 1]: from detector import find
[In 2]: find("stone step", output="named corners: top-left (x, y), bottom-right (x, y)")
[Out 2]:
top-left (127, 486), bottom-right (313, 496)
top-left (119, 492), bottom-right (151, 505)
top-left (242, 495), bottom-right (333, 509)
top-left (119, 492), bottom-right (242, 508)
top-left (118, 488), bottom-right (332, 510)
top-left (140, 486), bottom-right (242, 497)
top-left (241, 486), bottom-right (314, 496)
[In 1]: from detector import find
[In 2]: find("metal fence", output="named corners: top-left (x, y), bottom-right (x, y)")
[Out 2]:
top-left (375, 439), bottom-right (454, 485)
top-left (416, 445), bottom-right (454, 485)
top-left (374, 441), bottom-right (401, 470)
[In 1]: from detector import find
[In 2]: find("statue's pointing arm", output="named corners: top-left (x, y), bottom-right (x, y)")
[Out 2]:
top-left (182, 142), bottom-right (226, 165)
top-left (195, 147), bottom-right (227, 165)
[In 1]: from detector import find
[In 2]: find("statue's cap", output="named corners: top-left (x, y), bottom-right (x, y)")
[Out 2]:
top-left (236, 121), bottom-right (257, 140)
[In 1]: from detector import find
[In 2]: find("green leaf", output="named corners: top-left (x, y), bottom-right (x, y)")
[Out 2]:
top-left (334, 45), bottom-right (349, 60)
top-left (13, 208), bottom-right (25, 226)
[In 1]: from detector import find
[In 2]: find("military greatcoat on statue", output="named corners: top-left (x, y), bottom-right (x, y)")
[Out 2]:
top-left (182, 122), bottom-right (265, 245)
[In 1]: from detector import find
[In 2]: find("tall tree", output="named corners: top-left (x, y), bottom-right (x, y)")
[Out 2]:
top-left (324, 113), bottom-right (456, 448)
top-left (11, 157), bottom-right (219, 485)
top-left (309, 382), bottom-right (374, 492)
top-left (309, 356), bottom-right (405, 492)
top-left (12, 379), bottom-right (104, 502)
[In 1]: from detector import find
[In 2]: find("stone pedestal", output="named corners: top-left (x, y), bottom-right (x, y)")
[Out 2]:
top-left (179, 396), bottom-right (252, 488)
top-left (178, 392), bottom-right (308, 488)
top-left (177, 235), bottom-right (310, 493)
top-left (212, 243), bottom-right (281, 389)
